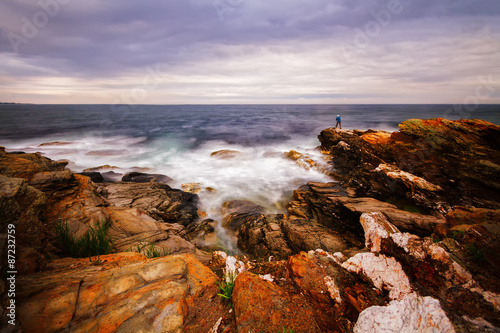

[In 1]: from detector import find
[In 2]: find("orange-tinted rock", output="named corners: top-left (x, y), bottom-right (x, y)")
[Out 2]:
top-left (360, 131), bottom-right (391, 145)
top-left (287, 251), bottom-right (387, 332)
top-left (17, 253), bottom-right (218, 332)
top-left (44, 174), bottom-right (109, 239)
top-left (233, 272), bottom-right (321, 333)
top-left (446, 206), bottom-right (500, 226)
top-left (0, 174), bottom-right (47, 250)
top-left (0, 149), bottom-right (67, 181)
top-left (17, 247), bottom-right (47, 275)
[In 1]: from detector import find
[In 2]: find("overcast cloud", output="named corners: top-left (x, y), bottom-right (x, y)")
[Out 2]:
top-left (0, 0), bottom-right (499, 104)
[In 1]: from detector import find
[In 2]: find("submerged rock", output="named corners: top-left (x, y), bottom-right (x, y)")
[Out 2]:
top-left (79, 171), bottom-right (104, 183)
top-left (121, 171), bottom-right (173, 184)
top-left (210, 149), bottom-right (242, 159)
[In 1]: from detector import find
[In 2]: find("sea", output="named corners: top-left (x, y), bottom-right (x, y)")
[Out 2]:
top-left (1, 104), bottom-right (499, 220)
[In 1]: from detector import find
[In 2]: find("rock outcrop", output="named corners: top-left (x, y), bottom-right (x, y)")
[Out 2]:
top-left (287, 182), bottom-right (447, 238)
top-left (319, 118), bottom-right (500, 212)
top-left (0, 147), bottom-right (206, 265)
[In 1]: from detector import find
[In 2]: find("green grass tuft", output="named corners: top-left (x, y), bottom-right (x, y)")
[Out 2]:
top-left (278, 327), bottom-right (296, 333)
top-left (55, 220), bottom-right (114, 259)
top-left (217, 272), bottom-right (236, 308)
top-left (127, 240), bottom-right (171, 259)
top-left (467, 242), bottom-right (486, 264)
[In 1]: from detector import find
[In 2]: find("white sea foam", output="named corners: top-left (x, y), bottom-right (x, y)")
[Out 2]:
top-left (5, 134), bottom-right (332, 221)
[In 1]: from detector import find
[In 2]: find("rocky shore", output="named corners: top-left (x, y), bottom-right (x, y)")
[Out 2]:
top-left (1, 118), bottom-right (499, 332)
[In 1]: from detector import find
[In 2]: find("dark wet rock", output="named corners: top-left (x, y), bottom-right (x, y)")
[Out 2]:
top-left (79, 171), bottom-right (104, 183)
top-left (222, 199), bottom-right (363, 259)
top-left (38, 141), bottom-right (73, 147)
top-left (83, 164), bottom-right (120, 172)
top-left (121, 171), bottom-right (173, 184)
top-left (17, 247), bottom-right (47, 275)
top-left (101, 171), bottom-right (122, 182)
top-left (185, 219), bottom-right (221, 251)
top-left (98, 182), bottom-right (199, 226)
top-left (221, 200), bottom-right (266, 232)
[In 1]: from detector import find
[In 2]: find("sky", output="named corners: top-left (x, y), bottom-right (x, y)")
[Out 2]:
top-left (0, 0), bottom-right (499, 104)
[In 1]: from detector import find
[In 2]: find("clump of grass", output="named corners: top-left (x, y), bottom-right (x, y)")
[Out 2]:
top-left (278, 328), bottom-right (296, 333)
top-left (430, 235), bottom-right (441, 243)
top-left (55, 220), bottom-right (114, 259)
top-left (385, 198), bottom-right (423, 214)
top-left (143, 242), bottom-right (170, 258)
top-left (217, 272), bottom-right (236, 308)
top-left (467, 243), bottom-right (486, 264)
top-left (450, 230), bottom-right (465, 240)
top-left (128, 241), bottom-right (171, 259)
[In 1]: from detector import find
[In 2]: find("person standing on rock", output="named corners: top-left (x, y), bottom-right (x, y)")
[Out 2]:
top-left (335, 115), bottom-right (342, 129)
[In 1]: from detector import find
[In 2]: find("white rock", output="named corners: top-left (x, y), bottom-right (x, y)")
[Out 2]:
top-left (324, 276), bottom-right (342, 303)
top-left (360, 212), bottom-right (400, 253)
top-left (208, 317), bottom-right (223, 333)
top-left (225, 256), bottom-right (245, 282)
top-left (354, 293), bottom-right (456, 333)
top-left (259, 274), bottom-right (274, 282)
top-left (342, 252), bottom-right (412, 300)
top-left (375, 164), bottom-right (443, 192)
top-left (309, 249), bottom-right (348, 265)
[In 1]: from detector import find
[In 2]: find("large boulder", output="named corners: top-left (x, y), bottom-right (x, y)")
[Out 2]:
top-left (43, 174), bottom-right (110, 239)
top-left (16, 253), bottom-right (219, 332)
top-left (354, 293), bottom-right (456, 333)
top-left (237, 213), bottom-right (362, 259)
top-left (233, 272), bottom-right (322, 333)
top-left (98, 182), bottom-right (199, 226)
top-left (221, 200), bottom-right (266, 232)
top-left (222, 199), bottom-right (363, 259)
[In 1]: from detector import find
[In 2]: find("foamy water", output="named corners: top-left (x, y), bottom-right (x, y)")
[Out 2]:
top-left (5, 133), bottom-right (332, 218)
